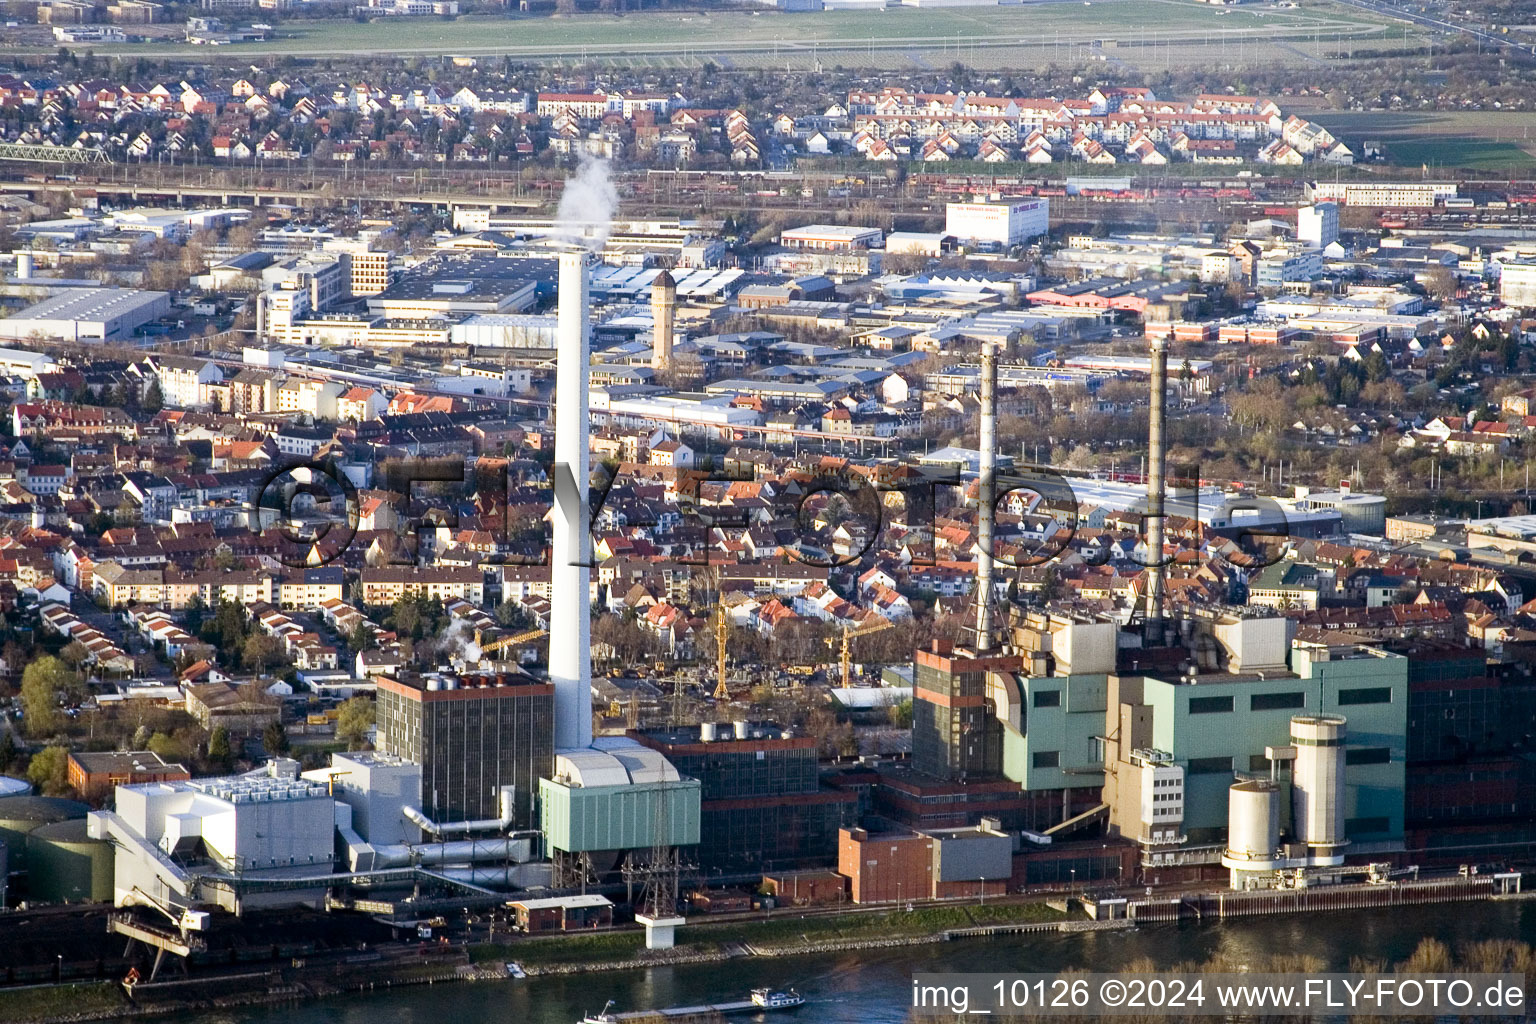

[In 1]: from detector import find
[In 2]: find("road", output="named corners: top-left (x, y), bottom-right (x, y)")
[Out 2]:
top-left (1326, 0), bottom-right (1533, 55)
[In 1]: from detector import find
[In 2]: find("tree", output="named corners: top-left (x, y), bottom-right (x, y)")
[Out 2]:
top-left (146, 732), bottom-right (177, 760)
top-left (58, 640), bottom-right (90, 669)
top-left (494, 599), bottom-right (531, 629)
top-left (203, 600), bottom-right (250, 650)
top-left (142, 379), bottom-right (163, 414)
top-left (207, 725), bottom-right (233, 772)
top-left (348, 620), bottom-right (376, 654)
top-left (26, 745), bottom-right (71, 797)
top-left (263, 720), bottom-right (290, 756)
top-left (183, 594), bottom-right (208, 637)
top-left (241, 633), bottom-right (285, 675)
top-left (391, 594), bottom-right (424, 638)
top-left (335, 696), bottom-right (375, 751)
top-left (1038, 567), bottom-right (1065, 605)
top-left (20, 655), bottom-right (81, 738)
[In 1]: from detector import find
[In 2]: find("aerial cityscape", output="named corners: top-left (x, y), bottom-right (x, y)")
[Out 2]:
top-left (0, 0), bottom-right (1534, 1020)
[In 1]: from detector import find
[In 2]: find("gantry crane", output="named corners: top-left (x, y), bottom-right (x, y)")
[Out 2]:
top-left (826, 618), bottom-right (895, 688)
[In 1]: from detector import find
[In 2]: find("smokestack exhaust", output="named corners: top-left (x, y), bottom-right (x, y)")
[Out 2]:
top-left (975, 340), bottom-right (996, 650)
top-left (1144, 337), bottom-right (1168, 630)
top-left (551, 250), bottom-right (593, 751)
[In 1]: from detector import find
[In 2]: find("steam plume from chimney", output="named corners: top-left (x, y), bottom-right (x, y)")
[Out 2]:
top-left (555, 155), bottom-right (618, 252)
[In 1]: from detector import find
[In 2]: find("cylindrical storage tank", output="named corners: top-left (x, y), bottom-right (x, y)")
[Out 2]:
top-left (0, 796), bottom-right (89, 884)
top-left (1338, 494), bottom-right (1387, 535)
top-left (26, 818), bottom-right (113, 904)
top-left (733, 720), bottom-right (749, 740)
top-left (1225, 779), bottom-right (1280, 863)
top-left (15, 252), bottom-right (34, 279)
top-left (0, 776), bottom-right (31, 799)
top-left (1291, 714), bottom-right (1347, 850)
top-left (699, 722), bottom-right (717, 742)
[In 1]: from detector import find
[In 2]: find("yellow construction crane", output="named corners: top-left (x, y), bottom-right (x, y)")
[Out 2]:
top-left (712, 600), bottom-right (731, 701)
top-left (827, 618), bottom-right (896, 688)
top-left (479, 627), bottom-right (548, 658)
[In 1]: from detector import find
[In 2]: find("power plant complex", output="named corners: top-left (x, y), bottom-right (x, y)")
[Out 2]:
top-left (20, 235), bottom-right (1521, 981)
top-left (84, 247), bottom-right (702, 955)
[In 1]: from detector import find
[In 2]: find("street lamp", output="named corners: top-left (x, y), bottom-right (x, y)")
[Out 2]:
top-left (1070, 868), bottom-right (1076, 898)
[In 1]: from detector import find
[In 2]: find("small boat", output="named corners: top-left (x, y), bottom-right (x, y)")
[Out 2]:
top-left (504, 961), bottom-right (526, 979)
top-left (581, 1000), bottom-right (619, 1024)
top-left (750, 988), bottom-right (805, 1010)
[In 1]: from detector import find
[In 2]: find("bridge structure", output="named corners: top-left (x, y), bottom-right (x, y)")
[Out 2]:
top-left (0, 143), bottom-right (113, 165)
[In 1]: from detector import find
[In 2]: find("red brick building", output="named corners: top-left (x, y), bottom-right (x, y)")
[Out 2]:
top-left (67, 751), bottom-right (189, 801)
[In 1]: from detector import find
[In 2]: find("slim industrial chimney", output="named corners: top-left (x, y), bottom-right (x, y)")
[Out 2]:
top-left (1144, 337), bottom-right (1168, 630)
top-left (975, 340), bottom-right (996, 650)
top-left (650, 270), bottom-right (676, 371)
top-left (551, 251), bottom-right (593, 751)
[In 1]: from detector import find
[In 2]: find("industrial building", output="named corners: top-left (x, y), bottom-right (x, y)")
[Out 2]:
top-left (366, 255), bottom-right (537, 318)
top-left (1103, 629), bottom-right (1408, 880)
top-left (945, 199), bottom-right (1049, 247)
top-left (631, 722), bottom-right (860, 872)
top-left (374, 672), bottom-right (554, 827)
top-left (539, 737), bottom-right (701, 889)
top-left (449, 313), bottom-right (559, 349)
top-left (1297, 202), bottom-right (1339, 248)
top-left (0, 288), bottom-right (170, 342)
top-left (779, 224), bottom-right (884, 252)
top-left (838, 821), bottom-right (1013, 903)
top-left (67, 751), bottom-right (190, 802)
top-left (1291, 484), bottom-right (1388, 536)
top-left (509, 893), bottom-right (613, 932)
top-left (906, 614), bottom-right (1118, 831)
top-left (1500, 260), bottom-right (1536, 308)
top-left (99, 760), bottom-right (336, 913)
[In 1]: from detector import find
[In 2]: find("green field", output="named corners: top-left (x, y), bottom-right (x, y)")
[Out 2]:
top-left (1310, 110), bottom-right (1536, 170)
top-left (0, 983), bottom-right (126, 1023)
top-left (67, 0), bottom-right (1399, 62)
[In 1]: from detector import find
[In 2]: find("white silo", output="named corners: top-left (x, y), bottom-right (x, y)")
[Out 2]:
top-left (1226, 780), bottom-right (1280, 861)
top-left (15, 252), bottom-right (33, 280)
top-left (1291, 714), bottom-right (1348, 862)
top-left (1221, 779), bottom-right (1282, 889)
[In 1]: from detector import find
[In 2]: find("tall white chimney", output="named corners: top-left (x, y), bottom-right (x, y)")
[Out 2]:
top-left (1144, 337), bottom-right (1168, 629)
top-left (975, 340), bottom-right (996, 649)
top-left (551, 251), bottom-right (593, 751)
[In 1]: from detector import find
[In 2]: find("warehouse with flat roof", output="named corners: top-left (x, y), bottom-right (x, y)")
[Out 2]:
top-left (0, 288), bottom-right (170, 342)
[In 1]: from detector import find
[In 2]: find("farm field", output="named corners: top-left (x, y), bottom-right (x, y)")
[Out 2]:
top-left (1310, 110), bottom-right (1536, 170)
top-left (57, 0), bottom-right (1407, 64)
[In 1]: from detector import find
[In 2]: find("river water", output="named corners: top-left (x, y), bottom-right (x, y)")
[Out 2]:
top-left (188, 902), bottom-right (1536, 1024)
